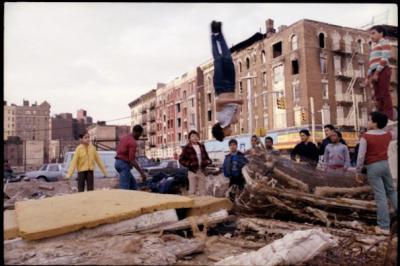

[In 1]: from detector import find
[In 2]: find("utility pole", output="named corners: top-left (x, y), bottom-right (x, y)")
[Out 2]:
top-left (318, 109), bottom-right (325, 138)
top-left (310, 97), bottom-right (316, 143)
top-left (240, 74), bottom-right (257, 135)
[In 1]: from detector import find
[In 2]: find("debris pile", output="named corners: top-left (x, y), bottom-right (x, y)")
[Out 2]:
top-left (236, 152), bottom-right (378, 231)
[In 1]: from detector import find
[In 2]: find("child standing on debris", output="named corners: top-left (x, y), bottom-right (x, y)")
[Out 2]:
top-left (223, 139), bottom-right (248, 191)
top-left (355, 111), bottom-right (397, 235)
top-left (366, 25), bottom-right (395, 121)
top-left (210, 21), bottom-right (244, 142)
top-left (323, 130), bottom-right (351, 174)
top-left (245, 135), bottom-right (265, 155)
top-left (66, 131), bottom-right (108, 192)
top-left (179, 130), bottom-right (212, 196)
top-left (264, 136), bottom-right (280, 156)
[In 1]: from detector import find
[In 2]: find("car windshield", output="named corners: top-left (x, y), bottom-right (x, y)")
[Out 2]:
top-left (39, 164), bottom-right (48, 171)
top-left (159, 161), bottom-right (169, 168)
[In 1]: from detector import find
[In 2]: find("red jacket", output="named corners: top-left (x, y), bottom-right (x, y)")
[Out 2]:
top-left (179, 142), bottom-right (211, 173)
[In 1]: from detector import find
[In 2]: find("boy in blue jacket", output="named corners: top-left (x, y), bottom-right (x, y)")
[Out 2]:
top-left (223, 139), bottom-right (248, 192)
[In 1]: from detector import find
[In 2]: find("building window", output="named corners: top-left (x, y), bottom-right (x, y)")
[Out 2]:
top-left (273, 65), bottom-right (284, 83)
top-left (239, 81), bottom-right (243, 94)
top-left (294, 109), bottom-right (302, 126)
top-left (262, 72), bottom-right (267, 86)
top-left (238, 62), bottom-right (242, 73)
top-left (261, 50), bottom-right (266, 63)
top-left (183, 90), bottom-right (187, 99)
top-left (176, 103), bottom-right (181, 113)
top-left (292, 80), bottom-right (300, 101)
top-left (319, 33), bottom-right (325, 48)
top-left (253, 54), bottom-right (257, 65)
top-left (291, 35), bottom-right (298, 51)
top-left (357, 39), bottom-right (363, 54)
top-left (263, 115), bottom-right (268, 129)
top-left (178, 133), bottom-right (182, 141)
top-left (272, 42), bottom-right (282, 58)
top-left (190, 98), bottom-right (194, 107)
top-left (246, 57), bottom-right (250, 69)
top-left (359, 63), bottom-right (365, 78)
top-left (320, 56), bottom-right (327, 73)
top-left (291, 60), bottom-right (299, 75)
top-left (208, 93), bottom-right (212, 103)
top-left (191, 113), bottom-right (195, 125)
top-left (263, 94), bottom-right (268, 109)
top-left (207, 110), bottom-right (212, 122)
top-left (177, 118), bottom-right (181, 127)
top-left (322, 81), bottom-right (329, 99)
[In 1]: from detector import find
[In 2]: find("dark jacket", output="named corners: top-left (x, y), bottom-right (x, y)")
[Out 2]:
top-left (223, 151), bottom-right (248, 178)
top-left (319, 137), bottom-right (347, 155)
top-left (179, 142), bottom-right (211, 173)
top-left (291, 141), bottom-right (320, 167)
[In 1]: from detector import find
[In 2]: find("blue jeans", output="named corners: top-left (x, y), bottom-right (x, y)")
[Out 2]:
top-left (366, 160), bottom-right (398, 230)
top-left (115, 159), bottom-right (137, 190)
top-left (212, 33), bottom-right (235, 95)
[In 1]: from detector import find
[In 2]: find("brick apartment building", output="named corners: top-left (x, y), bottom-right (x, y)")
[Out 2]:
top-left (87, 122), bottom-right (130, 151)
top-left (49, 110), bottom-right (93, 162)
top-left (4, 100), bottom-right (51, 169)
top-left (128, 18), bottom-right (398, 157)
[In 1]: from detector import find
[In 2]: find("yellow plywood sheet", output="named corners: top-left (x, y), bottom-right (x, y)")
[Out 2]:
top-left (187, 196), bottom-right (233, 217)
top-left (15, 189), bottom-right (194, 241)
top-left (4, 210), bottom-right (19, 240)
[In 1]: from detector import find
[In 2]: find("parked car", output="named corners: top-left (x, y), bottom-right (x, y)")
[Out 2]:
top-left (24, 163), bottom-right (64, 182)
top-left (3, 171), bottom-right (25, 183)
top-left (143, 160), bottom-right (187, 177)
top-left (61, 151), bottom-right (146, 181)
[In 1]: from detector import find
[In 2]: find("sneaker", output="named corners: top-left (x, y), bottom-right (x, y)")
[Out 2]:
top-left (211, 21), bottom-right (218, 33)
top-left (216, 21), bottom-right (222, 33)
top-left (375, 226), bottom-right (390, 235)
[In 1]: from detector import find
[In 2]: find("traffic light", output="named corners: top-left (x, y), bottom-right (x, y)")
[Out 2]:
top-left (301, 111), bottom-right (307, 122)
top-left (276, 97), bottom-right (286, 109)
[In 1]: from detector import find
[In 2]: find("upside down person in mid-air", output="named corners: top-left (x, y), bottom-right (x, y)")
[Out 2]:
top-left (210, 21), bottom-right (244, 142)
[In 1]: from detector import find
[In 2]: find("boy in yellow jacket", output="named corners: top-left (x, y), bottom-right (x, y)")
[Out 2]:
top-left (66, 131), bottom-right (108, 192)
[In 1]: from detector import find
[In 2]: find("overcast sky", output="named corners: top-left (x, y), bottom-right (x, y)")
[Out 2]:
top-left (4, 3), bottom-right (397, 125)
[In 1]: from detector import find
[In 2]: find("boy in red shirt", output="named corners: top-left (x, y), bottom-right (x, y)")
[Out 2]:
top-left (356, 112), bottom-right (397, 235)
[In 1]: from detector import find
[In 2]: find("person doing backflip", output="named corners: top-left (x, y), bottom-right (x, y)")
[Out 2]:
top-left (210, 21), bottom-right (244, 142)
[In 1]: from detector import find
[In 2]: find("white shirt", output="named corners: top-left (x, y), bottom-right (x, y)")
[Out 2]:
top-left (192, 144), bottom-right (202, 165)
top-left (217, 104), bottom-right (238, 128)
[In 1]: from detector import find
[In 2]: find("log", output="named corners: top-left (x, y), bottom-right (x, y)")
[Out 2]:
top-left (272, 167), bottom-right (309, 192)
top-left (253, 183), bottom-right (376, 212)
top-left (273, 157), bottom-right (364, 188)
top-left (217, 237), bottom-right (267, 249)
top-left (314, 185), bottom-right (372, 197)
top-left (38, 184), bottom-right (54, 191)
top-left (143, 209), bottom-right (233, 233)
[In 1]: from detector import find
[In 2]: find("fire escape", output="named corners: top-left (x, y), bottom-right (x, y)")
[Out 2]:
top-left (333, 40), bottom-right (365, 131)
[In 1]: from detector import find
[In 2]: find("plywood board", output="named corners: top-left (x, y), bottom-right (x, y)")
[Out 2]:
top-left (15, 189), bottom-right (193, 240)
top-left (4, 210), bottom-right (19, 240)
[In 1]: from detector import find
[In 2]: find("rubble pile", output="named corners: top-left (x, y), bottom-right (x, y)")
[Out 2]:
top-left (235, 152), bottom-right (378, 231)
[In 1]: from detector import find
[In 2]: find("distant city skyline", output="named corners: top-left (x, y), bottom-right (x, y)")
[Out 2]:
top-left (4, 3), bottom-right (397, 124)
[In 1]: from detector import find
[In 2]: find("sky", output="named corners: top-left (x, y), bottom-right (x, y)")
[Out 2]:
top-left (4, 3), bottom-right (398, 125)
